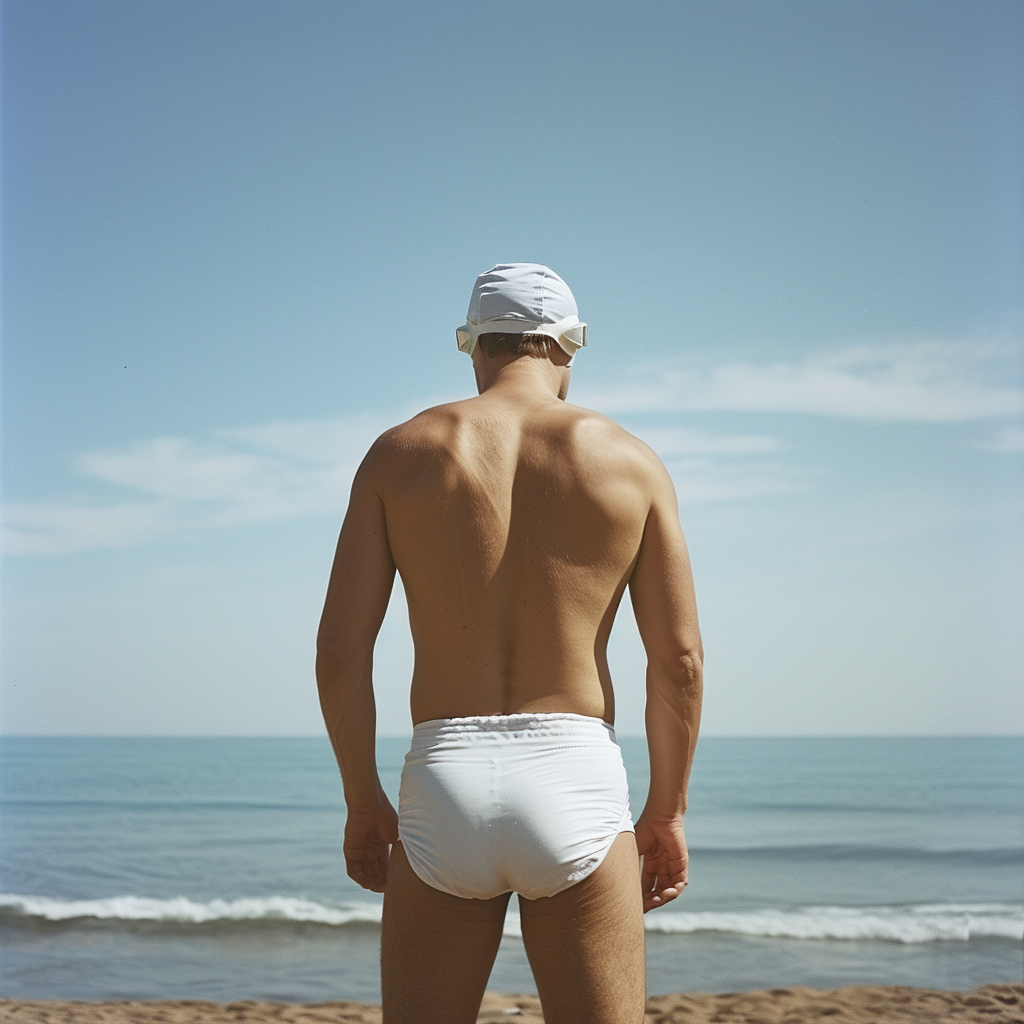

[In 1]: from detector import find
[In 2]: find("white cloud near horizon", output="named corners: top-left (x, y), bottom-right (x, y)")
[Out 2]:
top-left (582, 340), bottom-right (1024, 421)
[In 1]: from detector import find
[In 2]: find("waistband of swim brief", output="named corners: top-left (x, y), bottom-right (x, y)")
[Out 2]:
top-left (409, 712), bottom-right (617, 751)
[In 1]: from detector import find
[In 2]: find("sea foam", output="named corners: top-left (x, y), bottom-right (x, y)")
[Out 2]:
top-left (641, 903), bottom-right (1024, 942)
top-left (0, 894), bottom-right (383, 926)
top-left (2, 894), bottom-right (1020, 942)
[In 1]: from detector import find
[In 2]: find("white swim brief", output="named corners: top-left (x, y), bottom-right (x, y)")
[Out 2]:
top-left (397, 712), bottom-right (634, 900)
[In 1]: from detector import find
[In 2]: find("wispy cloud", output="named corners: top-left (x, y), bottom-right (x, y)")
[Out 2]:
top-left (626, 427), bottom-right (805, 504)
top-left (631, 427), bottom-right (780, 458)
top-left (974, 426), bottom-right (1024, 453)
top-left (12, 338), bottom-right (1013, 555)
top-left (667, 458), bottom-right (812, 504)
top-left (3, 500), bottom-right (176, 556)
top-left (4, 413), bottom-right (390, 556)
top-left (582, 340), bottom-right (1024, 421)
top-left (3, 414), bottom-right (796, 555)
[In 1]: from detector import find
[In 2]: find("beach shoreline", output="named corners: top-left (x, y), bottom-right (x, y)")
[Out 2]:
top-left (2, 984), bottom-right (1022, 1023)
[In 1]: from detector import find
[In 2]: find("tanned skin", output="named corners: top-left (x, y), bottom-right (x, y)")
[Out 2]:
top-left (317, 342), bottom-right (703, 1024)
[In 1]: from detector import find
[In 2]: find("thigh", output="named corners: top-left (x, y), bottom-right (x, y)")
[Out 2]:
top-left (381, 841), bottom-right (511, 1024)
top-left (518, 832), bottom-right (645, 1024)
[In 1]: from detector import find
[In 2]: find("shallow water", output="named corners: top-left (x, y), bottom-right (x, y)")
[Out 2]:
top-left (1, 736), bottom-right (1021, 999)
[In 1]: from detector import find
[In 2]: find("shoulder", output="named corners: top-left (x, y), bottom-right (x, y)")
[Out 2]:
top-left (355, 402), bottom-right (468, 484)
top-left (372, 401), bottom-right (468, 452)
top-left (559, 403), bottom-right (673, 488)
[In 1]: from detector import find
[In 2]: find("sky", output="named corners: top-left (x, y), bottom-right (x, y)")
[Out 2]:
top-left (2, 0), bottom-right (1022, 737)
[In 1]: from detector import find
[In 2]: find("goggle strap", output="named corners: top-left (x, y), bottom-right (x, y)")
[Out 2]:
top-left (456, 316), bottom-right (587, 356)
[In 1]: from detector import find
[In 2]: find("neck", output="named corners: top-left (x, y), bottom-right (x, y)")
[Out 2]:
top-left (474, 353), bottom-right (572, 402)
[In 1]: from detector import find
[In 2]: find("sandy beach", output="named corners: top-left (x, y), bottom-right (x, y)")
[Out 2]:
top-left (2, 984), bottom-right (1022, 1023)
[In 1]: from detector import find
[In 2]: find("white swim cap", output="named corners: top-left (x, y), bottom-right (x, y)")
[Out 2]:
top-left (456, 264), bottom-right (588, 358)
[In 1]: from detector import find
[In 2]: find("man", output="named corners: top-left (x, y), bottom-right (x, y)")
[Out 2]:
top-left (317, 264), bottom-right (702, 1024)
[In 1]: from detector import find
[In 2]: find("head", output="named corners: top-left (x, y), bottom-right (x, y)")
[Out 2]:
top-left (456, 264), bottom-right (586, 398)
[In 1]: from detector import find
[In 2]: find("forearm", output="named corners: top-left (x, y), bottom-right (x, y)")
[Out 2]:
top-left (316, 649), bottom-right (387, 811)
top-left (644, 649), bottom-right (703, 816)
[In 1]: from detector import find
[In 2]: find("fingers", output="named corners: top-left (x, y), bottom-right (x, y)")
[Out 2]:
top-left (641, 865), bottom-right (687, 910)
top-left (343, 806), bottom-right (399, 893)
top-left (641, 855), bottom-right (687, 886)
top-left (642, 883), bottom-right (685, 913)
top-left (347, 862), bottom-right (387, 892)
top-left (348, 869), bottom-right (385, 893)
top-left (642, 869), bottom-right (687, 894)
top-left (640, 853), bottom-right (689, 913)
top-left (641, 866), bottom-right (656, 894)
top-left (345, 843), bottom-right (392, 892)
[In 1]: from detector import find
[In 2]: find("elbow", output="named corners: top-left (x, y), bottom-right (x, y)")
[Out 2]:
top-left (315, 649), bottom-right (339, 702)
top-left (315, 631), bottom-right (340, 681)
top-left (315, 639), bottom-right (370, 694)
top-left (648, 643), bottom-right (703, 705)
top-left (314, 647), bottom-right (337, 687)
top-left (663, 637), bottom-right (703, 685)
top-left (675, 647), bottom-right (703, 701)
top-left (679, 644), bottom-right (702, 683)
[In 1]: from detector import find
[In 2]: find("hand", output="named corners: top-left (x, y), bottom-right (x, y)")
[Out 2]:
top-left (343, 801), bottom-right (399, 892)
top-left (634, 809), bottom-right (689, 913)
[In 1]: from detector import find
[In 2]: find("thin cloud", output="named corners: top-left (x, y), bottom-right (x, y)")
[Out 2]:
top-left (4, 413), bottom-right (393, 556)
top-left (632, 427), bottom-right (781, 458)
top-left (583, 340), bottom-right (1024, 421)
top-left (3, 413), bottom-right (798, 555)
top-left (79, 439), bottom-right (326, 505)
top-left (974, 426), bottom-right (1024, 453)
top-left (3, 499), bottom-right (174, 556)
top-left (626, 427), bottom-right (804, 504)
top-left (667, 458), bottom-right (813, 505)
top-left (222, 413), bottom-right (388, 465)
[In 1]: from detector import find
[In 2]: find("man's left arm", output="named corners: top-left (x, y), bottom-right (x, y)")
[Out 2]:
top-left (316, 444), bottom-right (398, 893)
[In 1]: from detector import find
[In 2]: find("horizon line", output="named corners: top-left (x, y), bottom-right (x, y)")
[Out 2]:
top-left (2, 732), bottom-right (1022, 741)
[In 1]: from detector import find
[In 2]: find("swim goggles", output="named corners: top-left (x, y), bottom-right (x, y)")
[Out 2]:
top-left (456, 315), bottom-right (588, 359)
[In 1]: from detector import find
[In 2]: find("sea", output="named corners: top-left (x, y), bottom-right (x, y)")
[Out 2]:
top-left (1, 736), bottom-right (1021, 1001)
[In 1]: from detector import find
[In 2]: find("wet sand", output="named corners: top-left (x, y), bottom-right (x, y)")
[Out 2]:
top-left (2, 984), bottom-right (1022, 1023)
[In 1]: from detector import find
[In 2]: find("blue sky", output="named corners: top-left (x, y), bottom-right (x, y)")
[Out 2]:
top-left (2, 0), bottom-right (1022, 736)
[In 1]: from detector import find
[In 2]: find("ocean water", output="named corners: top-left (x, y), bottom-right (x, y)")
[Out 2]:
top-left (0, 736), bottom-right (1021, 1001)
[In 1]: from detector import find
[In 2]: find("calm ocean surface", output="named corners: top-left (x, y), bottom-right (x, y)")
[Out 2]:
top-left (1, 736), bottom-right (1021, 1000)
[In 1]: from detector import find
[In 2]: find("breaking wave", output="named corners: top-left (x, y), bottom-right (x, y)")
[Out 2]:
top-left (1, 894), bottom-right (1020, 943)
top-left (0, 894), bottom-right (382, 927)
top-left (643, 903), bottom-right (1024, 942)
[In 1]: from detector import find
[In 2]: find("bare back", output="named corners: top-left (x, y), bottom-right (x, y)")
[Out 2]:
top-left (371, 389), bottom-right (659, 725)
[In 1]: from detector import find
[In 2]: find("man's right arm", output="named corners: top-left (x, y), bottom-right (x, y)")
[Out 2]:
top-left (628, 456), bottom-right (704, 912)
top-left (317, 441), bottom-right (399, 892)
